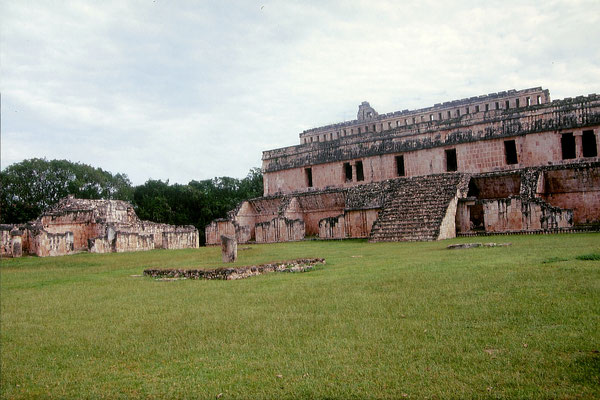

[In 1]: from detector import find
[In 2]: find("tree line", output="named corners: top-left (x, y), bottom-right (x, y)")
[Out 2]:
top-left (0, 158), bottom-right (263, 245)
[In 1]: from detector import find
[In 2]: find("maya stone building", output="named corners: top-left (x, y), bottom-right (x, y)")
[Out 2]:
top-left (1, 196), bottom-right (199, 257)
top-left (206, 87), bottom-right (600, 244)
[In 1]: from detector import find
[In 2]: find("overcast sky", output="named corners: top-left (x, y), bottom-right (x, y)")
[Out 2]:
top-left (2, 1), bottom-right (599, 185)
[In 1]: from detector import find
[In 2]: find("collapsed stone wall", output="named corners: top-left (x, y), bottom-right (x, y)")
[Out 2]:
top-left (2, 196), bottom-right (199, 257)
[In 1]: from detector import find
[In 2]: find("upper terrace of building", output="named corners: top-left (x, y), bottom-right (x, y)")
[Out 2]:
top-left (299, 87), bottom-right (550, 144)
top-left (263, 90), bottom-right (600, 165)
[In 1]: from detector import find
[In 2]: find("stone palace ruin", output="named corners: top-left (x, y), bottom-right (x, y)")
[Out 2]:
top-left (1, 196), bottom-right (199, 257)
top-left (206, 87), bottom-right (600, 244)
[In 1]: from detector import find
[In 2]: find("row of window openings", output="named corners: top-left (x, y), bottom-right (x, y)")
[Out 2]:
top-left (304, 140), bottom-right (526, 187)
top-left (561, 130), bottom-right (598, 159)
top-left (306, 96), bottom-right (544, 143)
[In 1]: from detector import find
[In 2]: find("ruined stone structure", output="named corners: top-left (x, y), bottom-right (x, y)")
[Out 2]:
top-left (1, 196), bottom-right (199, 257)
top-left (207, 87), bottom-right (600, 244)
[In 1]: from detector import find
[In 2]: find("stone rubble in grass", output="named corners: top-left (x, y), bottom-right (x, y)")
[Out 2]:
top-left (447, 242), bottom-right (512, 249)
top-left (143, 258), bottom-right (325, 280)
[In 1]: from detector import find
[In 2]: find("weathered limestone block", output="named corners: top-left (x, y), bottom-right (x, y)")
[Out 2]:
top-left (221, 235), bottom-right (237, 263)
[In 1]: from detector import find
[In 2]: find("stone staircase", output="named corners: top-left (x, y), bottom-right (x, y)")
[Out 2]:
top-left (369, 173), bottom-right (463, 242)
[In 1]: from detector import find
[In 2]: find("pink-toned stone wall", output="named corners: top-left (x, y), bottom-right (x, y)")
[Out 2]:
top-left (482, 198), bottom-right (572, 232)
top-left (0, 227), bottom-right (12, 257)
top-left (162, 230), bottom-right (199, 249)
top-left (344, 209), bottom-right (379, 238)
top-left (114, 232), bottom-right (154, 253)
top-left (541, 167), bottom-right (600, 223)
top-left (264, 129), bottom-right (600, 196)
top-left (29, 229), bottom-right (75, 257)
top-left (255, 218), bottom-right (305, 243)
top-left (205, 220), bottom-right (236, 245)
top-left (319, 215), bottom-right (346, 239)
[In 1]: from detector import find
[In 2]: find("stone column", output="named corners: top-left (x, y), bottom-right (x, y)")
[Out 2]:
top-left (574, 131), bottom-right (584, 159)
top-left (220, 235), bottom-right (237, 263)
top-left (10, 229), bottom-right (23, 258)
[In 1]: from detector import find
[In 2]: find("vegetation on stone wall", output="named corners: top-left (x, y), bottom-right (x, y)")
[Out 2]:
top-left (0, 159), bottom-right (262, 244)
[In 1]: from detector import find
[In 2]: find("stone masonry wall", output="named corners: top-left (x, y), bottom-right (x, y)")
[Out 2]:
top-left (2, 197), bottom-right (198, 257)
top-left (263, 95), bottom-right (600, 195)
top-left (255, 217), bottom-right (305, 243)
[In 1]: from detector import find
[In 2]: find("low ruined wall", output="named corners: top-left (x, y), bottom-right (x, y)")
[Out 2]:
top-left (319, 215), bottom-right (346, 239)
top-left (255, 218), bottom-right (305, 243)
top-left (162, 229), bottom-right (199, 249)
top-left (205, 220), bottom-right (236, 246)
top-left (482, 197), bottom-right (572, 233)
top-left (88, 236), bottom-right (113, 253)
top-left (29, 229), bottom-right (75, 257)
top-left (0, 225), bottom-right (12, 257)
top-left (144, 258), bottom-right (325, 280)
top-left (43, 221), bottom-right (103, 251)
top-left (114, 232), bottom-right (154, 253)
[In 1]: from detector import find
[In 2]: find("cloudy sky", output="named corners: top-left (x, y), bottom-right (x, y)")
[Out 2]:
top-left (2, 0), bottom-right (599, 185)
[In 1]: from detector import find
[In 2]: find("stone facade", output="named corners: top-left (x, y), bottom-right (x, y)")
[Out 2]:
top-left (207, 87), bottom-right (600, 244)
top-left (1, 196), bottom-right (199, 257)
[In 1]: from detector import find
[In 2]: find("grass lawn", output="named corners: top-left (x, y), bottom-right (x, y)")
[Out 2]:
top-left (1, 234), bottom-right (599, 399)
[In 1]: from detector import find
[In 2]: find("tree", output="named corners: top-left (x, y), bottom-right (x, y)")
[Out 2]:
top-left (0, 158), bottom-right (133, 223)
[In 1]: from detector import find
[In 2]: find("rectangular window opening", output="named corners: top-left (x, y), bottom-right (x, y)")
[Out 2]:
top-left (456, 109), bottom-right (460, 117)
top-left (582, 130), bottom-right (598, 157)
top-left (504, 140), bottom-right (518, 165)
top-left (495, 102), bottom-right (500, 110)
top-left (526, 97), bottom-right (531, 106)
top-left (305, 168), bottom-right (313, 187)
top-left (505, 100), bottom-right (510, 109)
top-left (475, 105), bottom-right (480, 113)
top-left (344, 162), bottom-right (353, 182)
top-left (465, 107), bottom-right (470, 114)
top-left (438, 112), bottom-right (442, 120)
top-left (395, 155), bottom-right (405, 177)
top-left (515, 98), bottom-right (520, 108)
top-left (430, 114), bottom-right (434, 121)
top-left (537, 95), bottom-right (542, 105)
top-left (355, 161), bottom-right (364, 181)
top-left (447, 111), bottom-right (451, 118)
top-left (561, 132), bottom-right (576, 159)
top-left (485, 104), bottom-right (489, 112)
top-left (445, 149), bottom-right (457, 172)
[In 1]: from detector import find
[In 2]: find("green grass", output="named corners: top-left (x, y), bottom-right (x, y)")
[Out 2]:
top-left (1, 234), bottom-right (599, 399)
